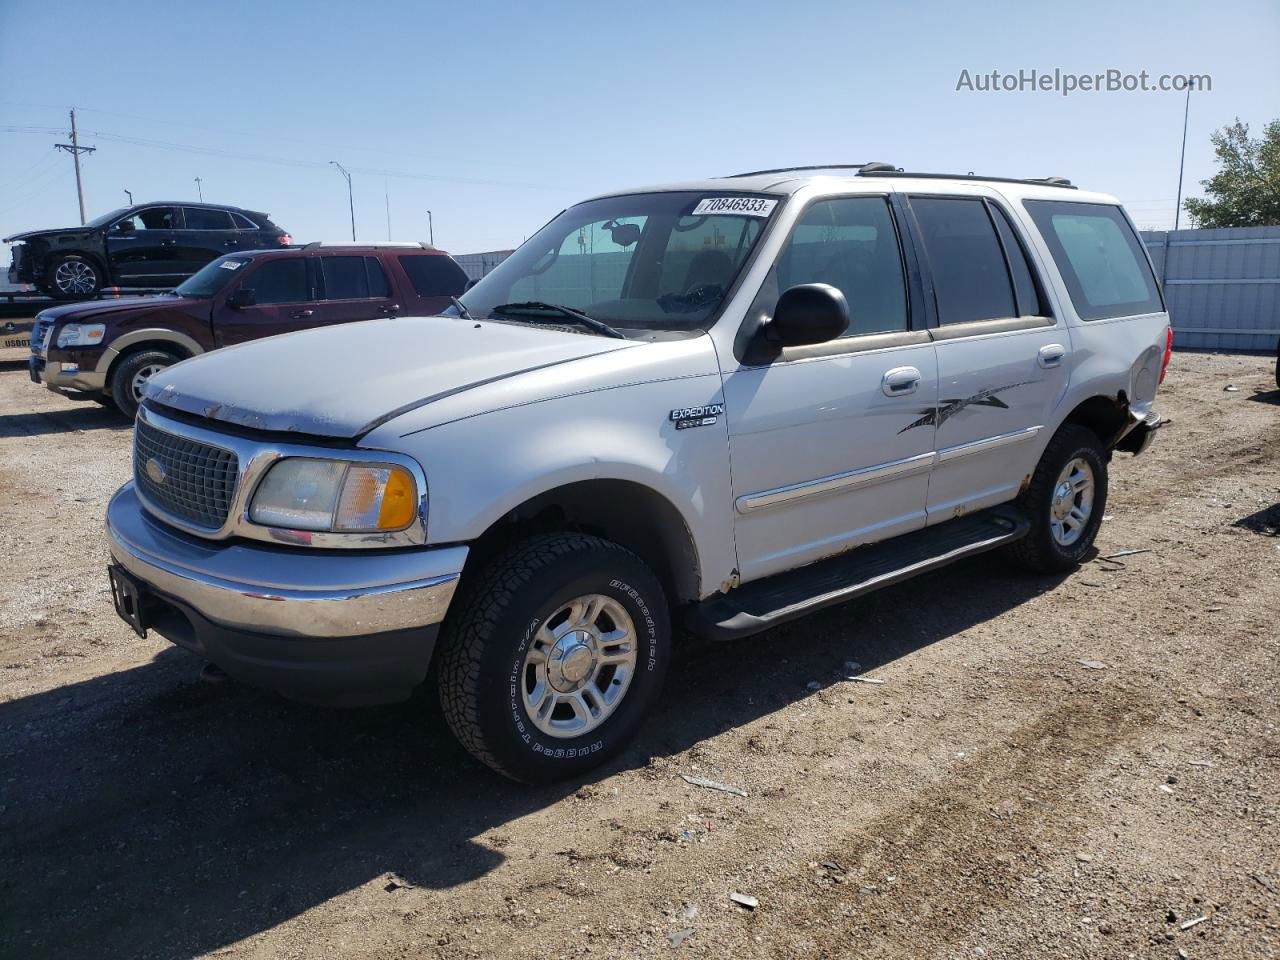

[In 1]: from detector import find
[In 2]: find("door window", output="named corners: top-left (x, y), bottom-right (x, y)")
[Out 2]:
top-left (230, 212), bottom-right (258, 229)
top-left (182, 208), bottom-right (235, 230)
top-left (320, 256), bottom-right (372, 300)
top-left (398, 254), bottom-right (469, 296)
top-left (910, 197), bottom-right (1017, 325)
top-left (118, 207), bottom-right (179, 230)
top-left (990, 204), bottom-right (1046, 317)
top-left (246, 258), bottom-right (308, 304)
top-left (1024, 200), bottom-right (1163, 320)
top-left (366, 257), bottom-right (390, 298)
top-left (757, 196), bottom-right (909, 337)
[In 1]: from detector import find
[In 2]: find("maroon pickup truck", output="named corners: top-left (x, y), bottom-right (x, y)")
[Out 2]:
top-left (28, 242), bottom-right (470, 417)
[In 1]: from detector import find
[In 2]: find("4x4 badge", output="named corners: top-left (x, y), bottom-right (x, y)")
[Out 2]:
top-left (670, 403), bottom-right (724, 430)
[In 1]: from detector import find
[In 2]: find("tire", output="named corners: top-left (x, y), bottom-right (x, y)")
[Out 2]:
top-left (109, 349), bottom-right (180, 419)
top-left (47, 254), bottom-right (103, 299)
top-left (1005, 423), bottom-right (1109, 574)
top-left (437, 533), bottom-right (670, 783)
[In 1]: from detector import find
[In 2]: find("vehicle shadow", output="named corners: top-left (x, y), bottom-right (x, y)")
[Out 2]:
top-left (0, 404), bottom-right (130, 437)
top-left (1234, 502), bottom-right (1280, 536)
top-left (0, 555), bottom-right (1068, 959)
top-left (1245, 388), bottom-right (1280, 406)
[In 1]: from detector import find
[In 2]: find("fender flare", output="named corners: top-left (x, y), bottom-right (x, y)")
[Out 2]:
top-left (94, 329), bottom-right (206, 375)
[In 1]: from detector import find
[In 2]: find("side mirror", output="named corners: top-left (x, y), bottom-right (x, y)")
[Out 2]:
top-left (114, 219), bottom-right (136, 233)
top-left (226, 288), bottom-right (256, 309)
top-left (768, 283), bottom-right (848, 347)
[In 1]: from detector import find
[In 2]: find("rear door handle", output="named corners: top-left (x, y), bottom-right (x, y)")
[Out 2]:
top-left (882, 366), bottom-right (922, 397)
top-left (1038, 343), bottom-right (1066, 368)
top-left (290, 309), bottom-right (314, 319)
top-left (159, 238), bottom-right (176, 246)
top-left (378, 304), bottom-right (400, 315)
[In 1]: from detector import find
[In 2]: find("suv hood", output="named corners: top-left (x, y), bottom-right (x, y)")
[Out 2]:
top-left (37, 294), bottom-right (187, 323)
top-left (3, 226), bottom-right (93, 243)
top-left (144, 315), bottom-right (638, 438)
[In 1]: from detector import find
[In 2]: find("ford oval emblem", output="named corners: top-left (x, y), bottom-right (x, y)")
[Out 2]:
top-left (145, 457), bottom-right (167, 484)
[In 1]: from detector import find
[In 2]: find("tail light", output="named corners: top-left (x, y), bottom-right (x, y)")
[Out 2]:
top-left (1159, 326), bottom-right (1173, 384)
top-left (278, 233), bottom-right (293, 246)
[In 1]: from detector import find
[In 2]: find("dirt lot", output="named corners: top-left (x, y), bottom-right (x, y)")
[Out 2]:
top-left (0, 351), bottom-right (1277, 960)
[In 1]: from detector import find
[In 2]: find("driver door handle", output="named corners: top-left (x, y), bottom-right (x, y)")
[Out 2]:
top-left (1038, 343), bottom-right (1066, 368)
top-left (882, 366), bottom-right (922, 397)
top-left (290, 309), bottom-right (314, 319)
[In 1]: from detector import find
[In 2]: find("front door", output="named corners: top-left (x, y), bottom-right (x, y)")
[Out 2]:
top-left (904, 194), bottom-right (1069, 522)
top-left (722, 195), bottom-right (939, 583)
top-left (213, 255), bottom-right (317, 346)
top-left (106, 206), bottom-right (182, 285)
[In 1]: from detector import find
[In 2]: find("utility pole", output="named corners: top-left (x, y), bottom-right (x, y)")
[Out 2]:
top-left (427, 209), bottom-right (434, 246)
top-left (123, 188), bottom-right (133, 205)
top-left (1173, 86), bottom-right (1191, 232)
top-left (54, 108), bottom-right (95, 225)
top-left (329, 161), bottom-right (356, 241)
top-left (194, 177), bottom-right (203, 202)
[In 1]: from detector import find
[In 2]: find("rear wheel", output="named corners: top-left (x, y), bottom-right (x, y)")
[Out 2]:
top-left (1005, 423), bottom-right (1109, 573)
top-left (437, 533), bottom-right (669, 783)
top-left (47, 254), bottom-right (103, 299)
top-left (109, 349), bottom-right (180, 419)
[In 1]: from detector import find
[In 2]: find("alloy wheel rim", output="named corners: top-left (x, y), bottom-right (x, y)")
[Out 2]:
top-left (130, 363), bottom-right (166, 401)
top-left (1049, 457), bottom-right (1095, 546)
top-left (54, 260), bottom-right (97, 294)
top-left (521, 593), bottom-right (637, 739)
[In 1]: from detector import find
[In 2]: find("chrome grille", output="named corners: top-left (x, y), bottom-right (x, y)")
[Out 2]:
top-left (134, 419), bottom-right (240, 529)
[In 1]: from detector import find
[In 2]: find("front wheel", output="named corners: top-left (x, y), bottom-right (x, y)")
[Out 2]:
top-left (438, 533), bottom-right (670, 783)
top-left (1005, 423), bottom-right (1109, 573)
top-left (47, 254), bottom-right (103, 299)
top-left (109, 349), bottom-right (180, 419)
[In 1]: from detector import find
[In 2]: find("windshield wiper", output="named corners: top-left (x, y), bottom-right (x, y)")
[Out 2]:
top-left (450, 296), bottom-right (474, 320)
top-left (490, 301), bottom-right (625, 339)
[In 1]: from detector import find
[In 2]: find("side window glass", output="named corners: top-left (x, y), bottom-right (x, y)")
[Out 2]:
top-left (247, 258), bottom-right (307, 305)
top-left (507, 217), bottom-right (646, 308)
top-left (365, 257), bottom-right (390, 298)
top-left (911, 197), bottom-right (1016, 325)
top-left (397, 254), bottom-right (469, 297)
top-left (1024, 200), bottom-right (1163, 320)
top-left (182, 208), bottom-right (235, 230)
top-left (122, 208), bottom-right (179, 231)
top-left (990, 204), bottom-right (1046, 316)
top-left (230, 212), bottom-right (258, 229)
top-left (758, 196), bottom-right (908, 337)
top-left (321, 256), bottom-right (370, 300)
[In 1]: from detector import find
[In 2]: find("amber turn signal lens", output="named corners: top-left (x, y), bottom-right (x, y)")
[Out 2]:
top-left (377, 466), bottom-right (417, 530)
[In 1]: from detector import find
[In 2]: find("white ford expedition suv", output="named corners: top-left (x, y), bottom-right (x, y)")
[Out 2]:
top-left (106, 165), bottom-right (1170, 782)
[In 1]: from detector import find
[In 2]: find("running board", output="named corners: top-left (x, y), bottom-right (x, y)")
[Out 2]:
top-left (693, 507), bottom-right (1030, 642)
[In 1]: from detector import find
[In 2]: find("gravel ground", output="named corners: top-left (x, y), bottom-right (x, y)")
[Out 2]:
top-left (0, 351), bottom-right (1277, 960)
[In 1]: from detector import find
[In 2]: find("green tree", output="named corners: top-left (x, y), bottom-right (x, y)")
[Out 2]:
top-left (1183, 118), bottom-right (1280, 228)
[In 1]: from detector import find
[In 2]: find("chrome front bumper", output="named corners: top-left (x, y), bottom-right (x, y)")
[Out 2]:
top-left (106, 483), bottom-right (468, 704)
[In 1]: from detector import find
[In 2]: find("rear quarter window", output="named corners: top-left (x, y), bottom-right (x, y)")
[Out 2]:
top-left (398, 254), bottom-right (469, 297)
top-left (1024, 200), bottom-right (1163, 320)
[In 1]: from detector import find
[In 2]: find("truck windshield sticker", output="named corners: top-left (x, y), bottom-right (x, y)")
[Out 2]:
top-left (219, 260), bottom-right (243, 270)
top-left (691, 197), bottom-right (778, 218)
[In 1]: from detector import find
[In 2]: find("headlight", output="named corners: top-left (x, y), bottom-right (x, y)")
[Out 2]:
top-left (249, 458), bottom-right (419, 532)
top-left (56, 323), bottom-right (106, 348)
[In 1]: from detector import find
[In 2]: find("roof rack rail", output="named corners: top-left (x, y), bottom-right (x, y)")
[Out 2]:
top-left (298, 241), bottom-right (435, 251)
top-left (856, 170), bottom-right (1076, 189)
top-left (721, 162), bottom-right (895, 179)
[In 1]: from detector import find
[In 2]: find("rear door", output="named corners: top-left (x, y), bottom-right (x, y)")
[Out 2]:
top-left (213, 255), bottom-right (316, 346)
top-left (306, 254), bottom-right (399, 326)
top-left (177, 207), bottom-right (240, 276)
top-left (904, 193), bottom-right (1068, 522)
top-left (106, 206), bottom-right (182, 284)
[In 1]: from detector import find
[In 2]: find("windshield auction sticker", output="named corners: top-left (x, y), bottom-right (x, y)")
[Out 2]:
top-left (692, 197), bottom-right (778, 217)
top-left (219, 260), bottom-right (244, 270)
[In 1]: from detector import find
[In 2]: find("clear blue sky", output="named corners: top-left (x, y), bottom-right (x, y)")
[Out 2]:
top-left (2, 0), bottom-right (1277, 259)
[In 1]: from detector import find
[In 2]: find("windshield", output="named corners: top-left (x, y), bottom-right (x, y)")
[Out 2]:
top-left (86, 207), bottom-right (129, 228)
top-left (174, 255), bottom-right (254, 298)
top-left (455, 191), bottom-right (778, 337)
